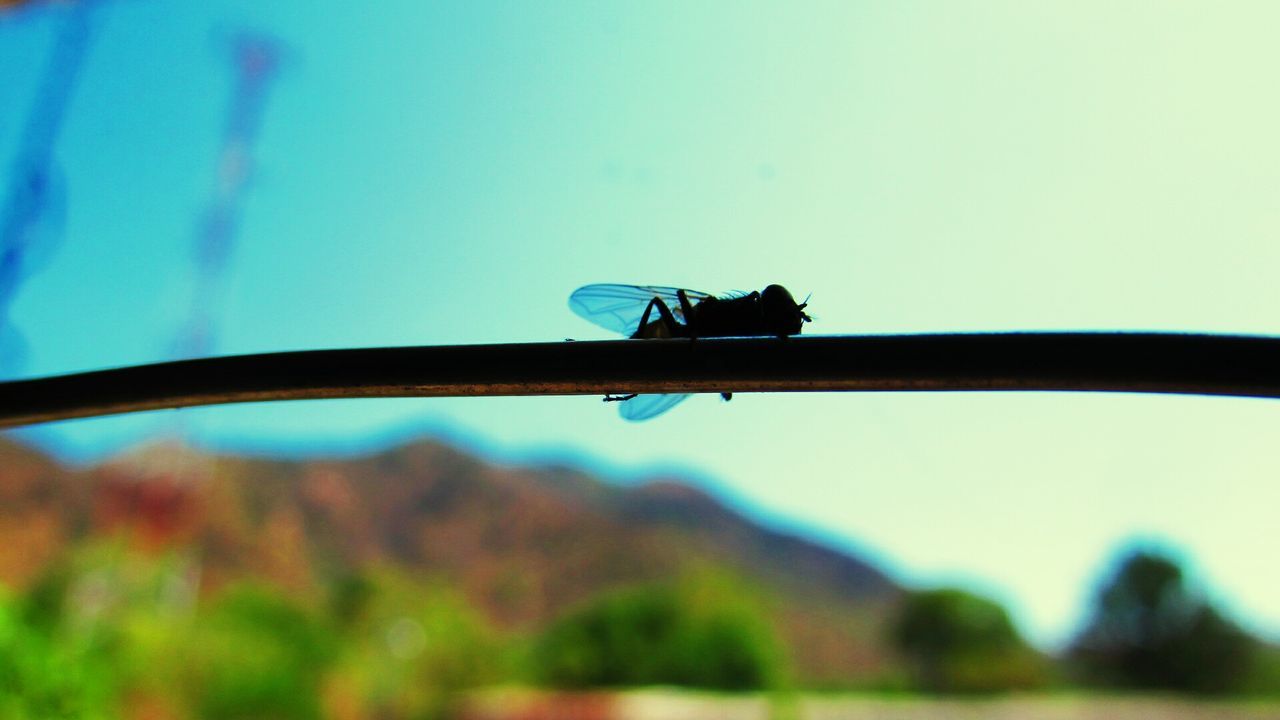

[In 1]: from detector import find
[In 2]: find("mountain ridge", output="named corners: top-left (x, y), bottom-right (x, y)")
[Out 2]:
top-left (0, 435), bottom-right (901, 682)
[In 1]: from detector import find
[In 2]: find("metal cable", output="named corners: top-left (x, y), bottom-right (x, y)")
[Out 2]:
top-left (2, 332), bottom-right (1278, 428)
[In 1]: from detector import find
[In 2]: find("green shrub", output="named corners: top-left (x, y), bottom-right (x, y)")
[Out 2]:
top-left (1244, 644), bottom-right (1280, 695)
top-left (892, 587), bottom-right (1047, 693)
top-left (534, 575), bottom-right (785, 690)
top-left (326, 570), bottom-right (503, 719)
top-left (0, 588), bottom-right (118, 720)
top-left (186, 585), bottom-right (335, 720)
top-left (1070, 549), bottom-right (1259, 694)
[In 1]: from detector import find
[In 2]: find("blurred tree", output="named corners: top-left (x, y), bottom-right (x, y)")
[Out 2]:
top-left (1245, 644), bottom-right (1280, 695)
top-left (185, 585), bottom-right (335, 720)
top-left (326, 570), bottom-right (502, 720)
top-left (892, 587), bottom-right (1047, 693)
top-left (0, 584), bottom-right (120, 719)
top-left (1070, 549), bottom-right (1258, 694)
top-left (534, 573), bottom-right (785, 691)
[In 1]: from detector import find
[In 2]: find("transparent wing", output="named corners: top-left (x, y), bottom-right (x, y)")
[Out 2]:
top-left (619, 393), bottom-right (692, 422)
top-left (569, 284), bottom-right (712, 336)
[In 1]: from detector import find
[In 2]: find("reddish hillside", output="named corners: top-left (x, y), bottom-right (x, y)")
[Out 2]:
top-left (0, 437), bottom-right (899, 682)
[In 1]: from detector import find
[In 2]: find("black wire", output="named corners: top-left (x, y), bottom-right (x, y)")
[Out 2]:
top-left (1, 333), bottom-right (1278, 428)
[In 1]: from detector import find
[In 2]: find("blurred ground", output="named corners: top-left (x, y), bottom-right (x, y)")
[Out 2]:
top-left (461, 689), bottom-right (1280, 720)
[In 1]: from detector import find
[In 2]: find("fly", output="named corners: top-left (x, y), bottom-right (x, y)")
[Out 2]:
top-left (568, 284), bottom-right (812, 420)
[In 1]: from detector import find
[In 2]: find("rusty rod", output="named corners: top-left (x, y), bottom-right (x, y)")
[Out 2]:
top-left (1, 333), bottom-right (1279, 428)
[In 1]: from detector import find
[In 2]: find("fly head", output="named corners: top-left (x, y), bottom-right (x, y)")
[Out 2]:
top-left (761, 284), bottom-right (812, 336)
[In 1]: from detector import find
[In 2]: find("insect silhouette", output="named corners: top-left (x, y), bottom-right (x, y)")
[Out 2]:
top-left (568, 284), bottom-right (812, 420)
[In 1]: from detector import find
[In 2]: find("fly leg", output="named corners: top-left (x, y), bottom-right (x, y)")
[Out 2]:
top-left (676, 289), bottom-right (698, 340)
top-left (612, 295), bottom-right (682, 403)
top-left (608, 294), bottom-right (687, 403)
top-left (632, 296), bottom-right (684, 338)
top-left (632, 298), bottom-right (658, 338)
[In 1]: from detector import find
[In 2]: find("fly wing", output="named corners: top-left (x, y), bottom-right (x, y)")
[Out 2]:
top-left (569, 284), bottom-right (712, 336)
top-left (618, 393), bottom-right (692, 421)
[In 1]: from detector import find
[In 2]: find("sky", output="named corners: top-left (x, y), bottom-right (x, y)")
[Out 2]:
top-left (1, 0), bottom-right (1279, 648)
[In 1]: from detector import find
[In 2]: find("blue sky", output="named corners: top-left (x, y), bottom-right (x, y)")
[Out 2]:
top-left (2, 1), bottom-right (1279, 648)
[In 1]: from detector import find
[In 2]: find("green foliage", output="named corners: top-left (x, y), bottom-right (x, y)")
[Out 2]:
top-left (892, 588), bottom-right (1047, 693)
top-left (17, 567), bottom-right (72, 636)
top-left (533, 574), bottom-right (785, 691)
top-left (1070, 549), bottom-right (1260, 694)
top-left (0, 590), bottom-right (118, 720)
top-left (1244, 645), bottom-right (1280, 695)
top-left (186, 584), bottom-right (335, 720)
top-left (10, 531), bottom-right (1272, 716)
top-left (327, 569), bottom-right (503, 719)
top-left (0, 554), bottom-right (508, 720)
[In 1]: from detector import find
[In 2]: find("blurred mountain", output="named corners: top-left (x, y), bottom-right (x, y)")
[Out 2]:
top-left (0, 436), bottom-right (900, 683)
